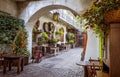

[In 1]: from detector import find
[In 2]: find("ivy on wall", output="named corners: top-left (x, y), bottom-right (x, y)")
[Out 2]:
top-left (81, 0), bottom-right (120, 37)
top-left (0, 12), bottom-right (30, 56)
top-left (0, 12), bottom-right (24, 44)
top-left (76, 0), bottom-right (120, 60)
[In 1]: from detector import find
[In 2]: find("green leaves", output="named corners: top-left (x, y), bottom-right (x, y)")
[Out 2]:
top-left (0, 13), bottom-right (29, 56)
top-left (50, 38), bottom-right (58, 44)
top-left (42, 32), bottom-right (48, 39)
top-left (67, 33), bottom-right (75, 44)
top-left (81, 0), bottom-right (120, 37)
top-left (0, 13), bottom-right (24, 44)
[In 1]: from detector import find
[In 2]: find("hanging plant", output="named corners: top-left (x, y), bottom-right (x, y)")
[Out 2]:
top-left (42, 32), bottom-right (48, 39)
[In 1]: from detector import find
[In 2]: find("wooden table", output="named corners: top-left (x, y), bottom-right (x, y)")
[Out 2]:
top-left (50, 47), bottom-right (59, 55)
top-left (62, 44), bottom-right (70, 51)
top-left (3, 55), bottom-right (24, 74)
top-left (76, 61), bottom-right (102, 77)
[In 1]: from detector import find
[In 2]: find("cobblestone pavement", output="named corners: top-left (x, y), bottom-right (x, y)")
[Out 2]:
top-left (0, 48), bottom-right (84, 77)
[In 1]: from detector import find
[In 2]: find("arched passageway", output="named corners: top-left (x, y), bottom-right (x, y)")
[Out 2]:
top-left (19, 0), bottom-right (99, 61)
top-left (19, 1), bottom-right (83, 54)
top-left (19, 0), bottom-right (92, 24)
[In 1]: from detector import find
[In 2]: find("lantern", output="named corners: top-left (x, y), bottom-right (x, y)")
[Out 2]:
top-left (53, 12), bottom-right (59, 21)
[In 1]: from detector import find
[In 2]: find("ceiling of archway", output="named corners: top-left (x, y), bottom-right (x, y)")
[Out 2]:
top-left (18, 0), bottom-right (92, 31)
top-left (19, 0), bottom-right (92, 22)
top-left (28, 5), bottom-right (79, 22)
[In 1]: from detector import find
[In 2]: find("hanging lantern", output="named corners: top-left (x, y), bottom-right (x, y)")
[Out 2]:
top-left (53, 12), bottom-right (59, 21)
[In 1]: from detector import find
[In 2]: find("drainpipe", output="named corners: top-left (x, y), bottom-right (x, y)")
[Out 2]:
top-left (99, 36), bottom-right (103, 61)
top-left (81, 32), bottom-right (88, 61)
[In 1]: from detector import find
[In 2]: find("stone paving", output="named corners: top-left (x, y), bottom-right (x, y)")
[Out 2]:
top-left (0, 48), bottom-right (84, 77)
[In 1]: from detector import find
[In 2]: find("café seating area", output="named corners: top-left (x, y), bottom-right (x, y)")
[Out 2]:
top-left (31, 43), bottom-right (72, 63)
top-left (0, 52), bottom-right (28, 74)
top-left (1, 0), bottom-right (120, 77)
top-left (76, 57), bottom-right (109, 77)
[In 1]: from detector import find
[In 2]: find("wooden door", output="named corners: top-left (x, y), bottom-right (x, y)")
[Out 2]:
top-left (110, 23), bottom-right (120, 77)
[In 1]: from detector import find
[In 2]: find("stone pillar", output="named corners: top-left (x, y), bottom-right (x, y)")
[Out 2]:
top-left (25, 22), bottom-right (35, 59)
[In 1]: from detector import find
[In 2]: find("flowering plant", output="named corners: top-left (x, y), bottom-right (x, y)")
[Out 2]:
top-left (42, 32), bottom-right (48, 39)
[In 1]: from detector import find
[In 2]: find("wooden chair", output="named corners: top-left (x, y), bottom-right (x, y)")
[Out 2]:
top-left (89, 57), bottom-right (102, 70)
top-left (87, 63), bottom-right (97, 77)
top-left (31, 46), bottom-right (42, 63)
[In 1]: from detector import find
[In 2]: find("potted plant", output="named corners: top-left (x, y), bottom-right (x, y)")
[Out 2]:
top-left (70, 33), bottom-right (75, 40)
top-left (51, 38), bottom-right (58, 44)
top-left (12, 27), bottom-right (30, 65)
top-left (67, 33), bottom-right (75, 48)
top-left (42, 32), bottom-right (48, 40)
top-left (0, 13), bottom-right (30, 65)
top-left (68, 40), bottom-right (74, 44)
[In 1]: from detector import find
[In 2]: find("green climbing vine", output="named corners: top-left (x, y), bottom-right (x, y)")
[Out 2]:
top-left (0, 12), bottom-right (30, 56)
top-left (76, 0), bottom-right (120, 60)
top-left (76, 0), bottom-right (120, 36)
top-left (81, 0), bottom-right (120, 37)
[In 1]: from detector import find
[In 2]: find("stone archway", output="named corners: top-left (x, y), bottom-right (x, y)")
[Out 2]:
top-left (18, 0), bottom-right (94, 58)
top-left (19, 0), bottom-right (85, 24)
top-left (18, 0), bottom-right (85, 55)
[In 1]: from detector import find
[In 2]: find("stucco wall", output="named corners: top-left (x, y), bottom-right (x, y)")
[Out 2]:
top-left (19, 0), bottom-right (92, 24)
top-left (0, 0), bottom-right (18, 17)
top-left (18, 0), bottom-right (92, 56)
top-left (84, 29), bottom-right (100, 61)
top-left (27, 16), bottom-right (67, 56)
top-left (39, 16), bottom-right (67, 42)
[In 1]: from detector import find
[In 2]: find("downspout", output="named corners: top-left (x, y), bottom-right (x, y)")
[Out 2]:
top-left (81, 32), bottom-right (88, 61)
top-left (99, 35), bottom-right (103, 61)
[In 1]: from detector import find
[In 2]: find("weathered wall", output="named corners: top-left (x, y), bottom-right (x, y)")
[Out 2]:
top-left (17, 1), bottom-right (29, 17)
top-left (18, 0), bottom-right (92, 54)
top-left (84, 29), bottom-right (100, 61)
top-left (19, 0), bottom-right (92, 24)
top-left (31, 16), bottom-right (67, 47)
top-left (39, 16), bottom-right (67, 43)
top-left (0, 0), bottom-right (18, 17)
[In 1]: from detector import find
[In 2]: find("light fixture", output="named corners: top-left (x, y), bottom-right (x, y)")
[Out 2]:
top-left (53, 12), bottom-right (59, 21)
